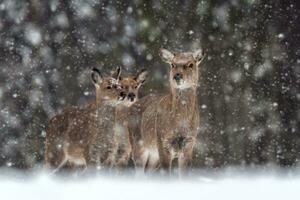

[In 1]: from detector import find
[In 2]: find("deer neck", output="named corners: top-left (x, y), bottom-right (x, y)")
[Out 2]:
top-left (116, 104), bottom-right (128, 114)
top-left (115, 105), bottom-right (129, 123)
top-left (95, 89), bottom-right (103, 108)
top-left (95, 90), bottom-right (116, 108)
top-left (170, 87), bottom-right (197, 117)
top-left (94, 90), bottom-right (118, 121)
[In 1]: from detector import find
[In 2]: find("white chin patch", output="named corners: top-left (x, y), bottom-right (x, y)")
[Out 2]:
top-left (108, 101), bottom-right (118, 106)
top-left (122, 100), bottom-right (135, 107)
top-left (174, 81), bottom-right (193, 90)
top-left (103, 99), bottom-right (119, 106)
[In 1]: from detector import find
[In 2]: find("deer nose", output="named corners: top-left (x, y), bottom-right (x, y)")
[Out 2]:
top-left (120, 91), bottom-right (126, 100)
top-left (173, 73), bottom-right (183, 81)
top-left (128, 93), bottom-right (136, 102)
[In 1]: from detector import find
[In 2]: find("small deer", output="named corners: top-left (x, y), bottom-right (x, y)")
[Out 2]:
top-left (44, 67), bottom-right (123, 172)
top-left (114, 70), bottom-right (148, 170)
top-left (45, 67), bottom-right (147, 173)
top-left (128, 48), bottom-right (205, 176)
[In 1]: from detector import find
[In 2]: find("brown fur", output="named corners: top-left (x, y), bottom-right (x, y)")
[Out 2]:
top-left (128, 49), bottom-right (204, 176)
top-left (44, 68), bottom-right (147, 172)
top-left (44, 68), bottom-right (122, 172)
top-left (113, 72), bottom-right (148, 170)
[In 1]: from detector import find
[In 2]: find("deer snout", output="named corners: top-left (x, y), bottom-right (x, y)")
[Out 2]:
top-left (173, 73), bottom-right (183, 82)
top-left (127, 93), bottom-right (136, 102)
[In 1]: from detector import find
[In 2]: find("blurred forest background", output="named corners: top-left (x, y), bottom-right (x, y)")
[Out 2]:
top-left (0, 0), bottom-right (299, 170)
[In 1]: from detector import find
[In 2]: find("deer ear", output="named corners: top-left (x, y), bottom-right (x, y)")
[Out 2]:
top-left (193, 49), bottom-right (204, 65)
top-left (135, 69), bottom-right (148, 85)
top-left (111, 66), bottom-right (122, 80)
top-left (91, 67), bottom-right (103, 85)
top-left (159, 48), bottom-right (174, 63)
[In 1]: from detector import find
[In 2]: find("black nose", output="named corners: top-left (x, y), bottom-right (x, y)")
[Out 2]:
top-left (128, 93), bottom-right (136, 102)
top-left (173, 73), bottom-right (183, 81)
top-left (120, 91), bottom-right (126, 100)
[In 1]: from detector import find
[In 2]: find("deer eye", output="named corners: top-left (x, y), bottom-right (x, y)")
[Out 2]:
top-left (171, 63), bottom-right (175, 68)
top-left (106, 86), bottom-right (112, 89)
top-left (188, 63), bottom-right (194, 68)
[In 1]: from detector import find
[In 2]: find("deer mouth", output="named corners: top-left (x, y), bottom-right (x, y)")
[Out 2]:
top-left (173, 76), bottom-right (184, 86)
top-left (127, 93), bottom-right (136, 102)
top-left (122, 100), bottom-right (135, 107)
top-left (173, 80), bottom-right (193, 90)
top-left (175, 79), bottom-right (183, 85)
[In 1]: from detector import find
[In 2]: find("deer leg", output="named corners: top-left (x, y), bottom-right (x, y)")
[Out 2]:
top-left (45, 141), bottom-right (65, 172)
top-left (80, 162), bottom-right (87, 174)
top-left (52, 156), bottom-right (68, 174)
top-left (64, 155), bottom-right (87, 176)
top-left (178, 146), bottom-right (193, 178)
top-left (44, 159), bottom-right (51, 171)
top-left (145, 149), bottom-right (160, 174)
top-left (115, 157), bottom-right (130, 176)
top-left (114, 147), bottom-right (131, 175)
top-left (116, 150), bottom-right (131, 170)
top-left (160, 150), bottom-right (172, 176)
top-left (116, 158), bottom-right (128, 169)
top-left (103, 155), bottom-right (115, 169)
top-left (133, 150), bottom-right (148, 177)
top-left (73, 162), bottom-right (87, 177)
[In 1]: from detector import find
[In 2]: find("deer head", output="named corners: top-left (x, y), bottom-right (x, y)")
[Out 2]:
top-left (159, 48), bottom-right (204, 90)
top-left (118, 69), bottom-right (148, 107)
top-left (91, 67), bottom-right (124, 105)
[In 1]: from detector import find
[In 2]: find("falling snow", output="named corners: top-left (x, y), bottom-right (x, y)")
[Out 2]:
top-left (0, 0), bottom-right (299, 186)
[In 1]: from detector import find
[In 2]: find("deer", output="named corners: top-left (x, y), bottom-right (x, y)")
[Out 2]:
top-left (113, 69), bottom-right (148, 170)
top-left (44, 67), bottom-right (123, 172)
top-left (128, 48), bottom-right (205, 177)
top-left (44, 67), bottom-right (147, 173)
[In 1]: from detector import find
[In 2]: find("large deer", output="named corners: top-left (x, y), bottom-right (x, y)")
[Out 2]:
top-left (128, 48), bottom-right (205, 176)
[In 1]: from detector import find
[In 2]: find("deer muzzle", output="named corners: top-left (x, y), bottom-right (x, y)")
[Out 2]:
top-left (127, 93), bottom-right (136, 102)
top-left (173, 73), bottom-right (183, 83)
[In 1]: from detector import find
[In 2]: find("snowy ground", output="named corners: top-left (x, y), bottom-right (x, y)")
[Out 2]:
top-left (0, 167), bottom-right (299, 200)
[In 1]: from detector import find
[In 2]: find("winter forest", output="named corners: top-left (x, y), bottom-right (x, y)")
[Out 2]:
top-left (0, 0), bottom-right (300, 177)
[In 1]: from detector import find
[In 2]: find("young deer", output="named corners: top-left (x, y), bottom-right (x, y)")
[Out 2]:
top-left (128, 48), bottom-right (204, 176)
top-left (44, 67), bottom-right (123, 172)
top-left (114, 70), bottom-right (148, 170)
top-left (45, 67), bottom-right (147, 172)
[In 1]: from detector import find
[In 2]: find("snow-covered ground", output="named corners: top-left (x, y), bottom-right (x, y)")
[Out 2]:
top-left (0, 167), bottom-right (299, 200)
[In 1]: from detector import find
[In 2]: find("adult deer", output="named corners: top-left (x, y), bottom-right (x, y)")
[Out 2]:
top-left (128, 48), bottom-right (205, 176)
